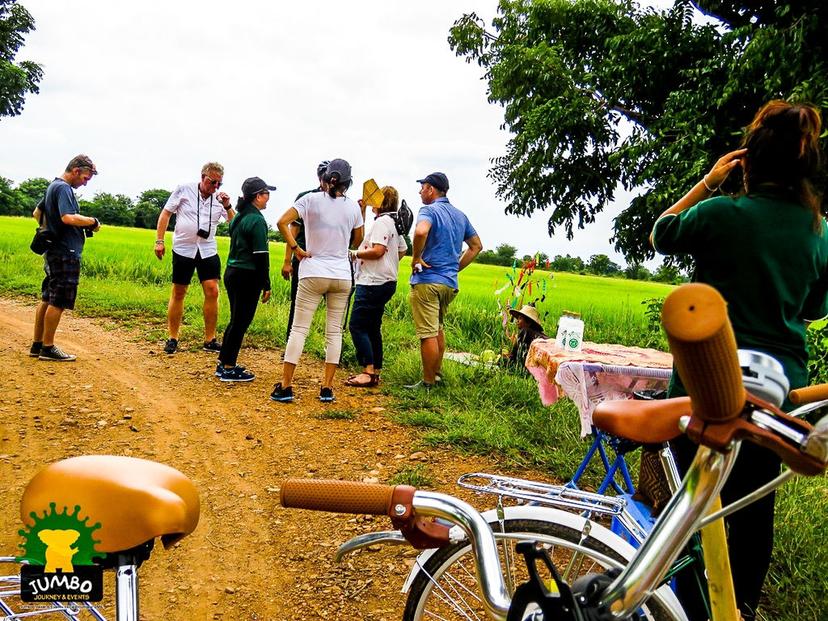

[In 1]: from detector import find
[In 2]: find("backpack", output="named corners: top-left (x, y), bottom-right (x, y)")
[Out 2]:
top-left (390, 199), bottom-right (413, 236)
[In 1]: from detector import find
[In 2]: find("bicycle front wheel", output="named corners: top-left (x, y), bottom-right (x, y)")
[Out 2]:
top-left (402, 517), bottom-right (683, 621)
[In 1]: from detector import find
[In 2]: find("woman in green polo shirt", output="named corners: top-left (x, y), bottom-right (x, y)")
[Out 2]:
top-left (651, 101), bottom-right (827, 621)
top-left (216, 177), bottom-right (275, 382)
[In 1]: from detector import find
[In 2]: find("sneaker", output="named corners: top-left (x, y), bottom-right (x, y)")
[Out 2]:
top-left (203, 338), bottom-right (221, 352)
top-left (219, 365), bottom-right (255, 382)
top-left (38, 345), bottom-right (76, 362)
top-left (29, 342), bottom-right (43, 357)
top-left (403, 380), bottom-right (434, 391)
top-left (163, 338), bottom-right (178, 354)
top-left (319, 387), bottom-right (335, 403)
top-left (270, 383), bottom-right (294, 403)
top-left (216, 363), bottom-right (247, 377)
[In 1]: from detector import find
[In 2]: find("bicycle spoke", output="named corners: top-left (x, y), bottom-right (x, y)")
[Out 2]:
top-left (417, 558), bottom-right (485, 620)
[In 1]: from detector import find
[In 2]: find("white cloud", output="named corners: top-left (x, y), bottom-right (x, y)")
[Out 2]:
top-left (2, 0), bottom-right (665, 266)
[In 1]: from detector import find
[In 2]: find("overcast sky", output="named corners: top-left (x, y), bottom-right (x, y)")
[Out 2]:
top-left (1, 0), bottom-right (670, 266)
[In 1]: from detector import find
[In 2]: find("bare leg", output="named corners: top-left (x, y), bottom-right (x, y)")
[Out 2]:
top-left (322, 362), bottom-right (338, 389)
top-left (201, 279), bottom-right (220, 342)
top-left (435, 329), bottom-right (446, 377)
top-left (282, 361), bottom-right (297, 388)
top-left (41, 305), bottom-right (65, 347)
top-left (420, 336), bottom-right (441, 384)
top-left (167, 284), bottom-right (189, 339)
top-left (33, 301), bottom-right (49, 343)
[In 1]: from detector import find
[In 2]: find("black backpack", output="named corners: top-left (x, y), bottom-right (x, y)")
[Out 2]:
top-left (390, 199), bottom-right (413, 236)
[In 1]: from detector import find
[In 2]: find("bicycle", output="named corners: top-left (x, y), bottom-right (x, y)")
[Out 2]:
top-left (0, 455), bottom-right (199, 620)
top-left (281, 282), bottom-right (828, 620)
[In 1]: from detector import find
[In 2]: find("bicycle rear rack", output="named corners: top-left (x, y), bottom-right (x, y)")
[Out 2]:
top-left (457, 473), bottom-right (627, 516)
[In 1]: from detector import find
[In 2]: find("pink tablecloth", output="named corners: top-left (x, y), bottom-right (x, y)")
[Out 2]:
top-left (526, 340), bottom-right (673, 436)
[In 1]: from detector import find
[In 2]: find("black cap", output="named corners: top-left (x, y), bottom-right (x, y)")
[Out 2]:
top-left (317, 160), bottom-right (330, 177)
top-left (417, 172), bottom-right (449, 193)
top-left (326, 158), bottom-right (352, 184)
top-left (241, 177), bottom-right (277, 198)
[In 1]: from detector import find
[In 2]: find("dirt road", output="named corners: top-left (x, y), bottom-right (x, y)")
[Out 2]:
top-left (0, 298), bottom-right (516, 620)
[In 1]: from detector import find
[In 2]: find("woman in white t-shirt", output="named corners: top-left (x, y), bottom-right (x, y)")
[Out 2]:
top-left (344, 186), bottom-right (408, 387)
top-left (271, 159), bottom-right (364, 403)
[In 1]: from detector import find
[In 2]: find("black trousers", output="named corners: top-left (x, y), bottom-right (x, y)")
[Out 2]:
top-left (219, 267), bottom-right (261, 367)
top-left (285, 258), bottom-right (299, 341)
top-left (348, 281), bottom-right (396, 369)
top-left (670, 435), bottom-right (780, 621)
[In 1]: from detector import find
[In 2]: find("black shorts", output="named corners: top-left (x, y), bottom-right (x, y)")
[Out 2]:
top-left (41, 252), bottom-right (81, 310)
top-left (171, 250), bottom-right (221, 285)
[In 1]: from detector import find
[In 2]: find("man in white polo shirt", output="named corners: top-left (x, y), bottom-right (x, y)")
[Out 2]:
top-left (155, 162), bottom-right (234, 354)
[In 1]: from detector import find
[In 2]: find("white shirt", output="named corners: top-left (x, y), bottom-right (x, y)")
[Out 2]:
top-left (355, 214), bottom-right (407, 285)
top-left (295, 192), bottom-right (363, 280)
top-left (164, 182), bottom-right (228, 259)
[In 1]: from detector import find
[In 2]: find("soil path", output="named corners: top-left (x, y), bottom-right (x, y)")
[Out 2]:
top-left (0, 298), bottom-right (529, 620)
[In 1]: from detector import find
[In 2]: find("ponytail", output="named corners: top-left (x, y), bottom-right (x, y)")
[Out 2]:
top-left (323, 171), bottom-right (352, 198)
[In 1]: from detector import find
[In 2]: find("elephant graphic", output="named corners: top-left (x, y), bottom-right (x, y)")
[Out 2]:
top-left (37, 529), bottom-right (80, 572)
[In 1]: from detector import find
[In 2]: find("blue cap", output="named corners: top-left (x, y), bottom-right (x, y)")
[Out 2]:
top-left (417, 172), bottom-right (449, 193)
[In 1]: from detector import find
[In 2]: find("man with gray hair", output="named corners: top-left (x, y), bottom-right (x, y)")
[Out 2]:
top-left (30, 154), bottom-right (101, 361)
top-left (155, 162), bottom-right (234, 354)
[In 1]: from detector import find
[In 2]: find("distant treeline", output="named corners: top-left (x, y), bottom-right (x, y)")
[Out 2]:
top-left (1, 176), bottom-right (680, 281)
top-left (477, 243), bottom-right (685, 283)
top-left (0, 176), bottom-right (285, 241)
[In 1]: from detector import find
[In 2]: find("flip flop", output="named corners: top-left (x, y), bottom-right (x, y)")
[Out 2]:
top-left (345, 373), bottom-right (379, 388)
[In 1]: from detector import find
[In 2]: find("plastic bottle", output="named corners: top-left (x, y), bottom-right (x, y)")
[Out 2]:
top-left (566, 312), bottom-right (584, 352)
top-left (555, 313), bottom-right (573, 350)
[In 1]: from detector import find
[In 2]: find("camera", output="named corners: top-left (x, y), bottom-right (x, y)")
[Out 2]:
top-left (197, 228), bottom-right (210, 239)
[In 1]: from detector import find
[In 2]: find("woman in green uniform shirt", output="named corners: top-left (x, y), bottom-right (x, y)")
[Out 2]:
top-left (216, 177), bottom-right (275, 382)
top-left (651, 101), bottom-right (828, 620)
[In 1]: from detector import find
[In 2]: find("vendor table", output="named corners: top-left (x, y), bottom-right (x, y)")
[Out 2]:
top-left (526, 339), bottom-right (673, 493)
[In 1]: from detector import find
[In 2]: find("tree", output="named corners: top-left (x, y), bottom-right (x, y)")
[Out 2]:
top-left (495, 243), bottom-right (518, 263)
top-left (587, 253), bottom-right (621, 276)
top-left (86, 193), bottom-right (134, 227)
top-left (0, 175), bottom-right (24, 215)
top-left (0, 0), bottom-right (43, 118)
top-left (133, 188), bottom-right (170, 229)
top-left (16, 176), bottom-right (49, 209)
top-left (624, 262), bottom-right (652, 281)
top-left (550, 254), bottom-right (585, 273)
top-left (653, 263), bottom-right (684, 283)
top-left (449, 0), bottom-right (828, 262)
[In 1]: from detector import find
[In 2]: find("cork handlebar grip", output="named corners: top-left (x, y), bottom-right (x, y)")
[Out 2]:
top-left (789, 384), bottom-right (828, 405)
top-left (280, 478), bottom-right (397, 515)
top-left (661, 283), bottom-right (746, 422)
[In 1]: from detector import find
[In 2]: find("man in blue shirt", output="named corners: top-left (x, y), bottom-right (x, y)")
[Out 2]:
top-left (30, 155), bottom-right (101, 361)
top-left (408, 172), bottom-right (483, 388)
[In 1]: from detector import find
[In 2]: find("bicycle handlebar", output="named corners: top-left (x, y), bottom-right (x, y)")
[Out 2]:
top-left (281, 479), bottom-right (411, 516)
top-left (661, 283), bottom-right (746, 422)
top-left (789, 383), bottom-right (828, 405)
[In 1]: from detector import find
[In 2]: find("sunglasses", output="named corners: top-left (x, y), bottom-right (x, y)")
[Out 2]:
top-left (203, 176), bottom-right (222, 188)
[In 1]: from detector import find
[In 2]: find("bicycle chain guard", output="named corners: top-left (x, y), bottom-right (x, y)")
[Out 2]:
top-left (508, 542), bottom-right (642, 621)
top-left (507, 541), bottom-right (583, 621)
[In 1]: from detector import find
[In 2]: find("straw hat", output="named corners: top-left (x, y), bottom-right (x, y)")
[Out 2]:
top-left (509, 305), bottom-right (543, 331)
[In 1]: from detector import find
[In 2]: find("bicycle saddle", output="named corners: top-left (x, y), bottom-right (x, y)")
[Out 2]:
top-left (21, 455), bottom-right (200, 553)
top-left (593, 396), bottom-right (692, 443)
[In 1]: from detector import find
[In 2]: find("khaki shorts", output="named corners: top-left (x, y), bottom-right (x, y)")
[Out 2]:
top-left (410, 283), bottom-right (458, 339)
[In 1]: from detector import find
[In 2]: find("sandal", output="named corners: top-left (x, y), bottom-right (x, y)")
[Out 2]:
top-left (345, 373), bottom-right (379, 388)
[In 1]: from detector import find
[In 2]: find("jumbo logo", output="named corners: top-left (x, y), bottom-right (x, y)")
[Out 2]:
top-left (17, 503), bottom-right (104, 602)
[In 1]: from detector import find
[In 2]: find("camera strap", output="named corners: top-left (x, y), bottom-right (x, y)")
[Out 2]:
top-left (196, 187), bottom-right (213, 234)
